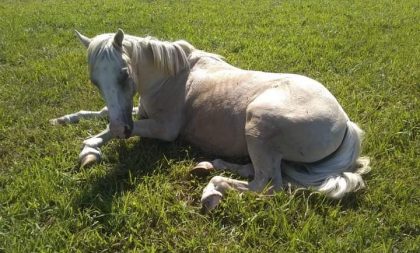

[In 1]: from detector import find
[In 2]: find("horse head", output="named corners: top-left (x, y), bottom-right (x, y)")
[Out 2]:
top-left (76, 29), bottom-right (136, 138)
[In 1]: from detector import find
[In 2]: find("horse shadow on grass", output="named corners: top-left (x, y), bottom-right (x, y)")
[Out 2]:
top-left (72, 137), bottom-right (211, 217)
top-left (72, 137), bottom-right (369, 225)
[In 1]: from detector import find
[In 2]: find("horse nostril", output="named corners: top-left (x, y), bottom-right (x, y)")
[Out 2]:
top-left (123, 125), bottom-right (132, 138)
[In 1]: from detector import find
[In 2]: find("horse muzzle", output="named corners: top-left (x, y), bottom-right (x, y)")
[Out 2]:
top-left (110, 121), bottom-right (133, 139)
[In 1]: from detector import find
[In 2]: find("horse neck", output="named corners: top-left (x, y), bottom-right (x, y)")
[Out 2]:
top-left (124, 37), bottom-right (191, 96)
top-left (135, 61), bottom-right (170, 95)
top-left (126, 46), bottom-right (169, 95)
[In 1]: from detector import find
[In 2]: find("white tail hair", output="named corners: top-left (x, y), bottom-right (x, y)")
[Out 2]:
top-left (282, 121), bottom-right (371, 198)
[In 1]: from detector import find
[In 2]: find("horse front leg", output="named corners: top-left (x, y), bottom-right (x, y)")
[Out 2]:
top-left (131, 118), bottom-right (180, 142)
top-left (79, 126), bottom-right (113, 168)
top-left (49, 107), bottom-right (109, 125)
top-left (50, 107), bottom-right (140, 168)
top-left (49, 107), bottom-right (141, 125)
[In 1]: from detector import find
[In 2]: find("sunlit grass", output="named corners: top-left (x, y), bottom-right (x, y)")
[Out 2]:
top-left (0, 0), bottom-right (418, 252)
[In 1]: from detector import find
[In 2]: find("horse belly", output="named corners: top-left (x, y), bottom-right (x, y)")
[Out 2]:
top-left (182, 69), bottom-right (274, 156)
top-left (181, 109), bottom-right (249, 157)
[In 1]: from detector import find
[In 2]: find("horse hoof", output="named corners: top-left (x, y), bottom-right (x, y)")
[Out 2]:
top-left (201, 193), bottom-right (223, 213)
top-left (80, 154), bottom-right (99, 168)
top-left (49, 118), bottom-right (64, 125)
top-left (190, 161), bottom-right (214, 177)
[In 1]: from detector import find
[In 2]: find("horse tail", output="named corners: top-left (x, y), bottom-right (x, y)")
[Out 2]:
top-left (281, 121), bottom-right (371, 198)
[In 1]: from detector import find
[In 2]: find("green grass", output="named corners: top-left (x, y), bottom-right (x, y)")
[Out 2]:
top-left (0, 0), bottom-right (419, 252)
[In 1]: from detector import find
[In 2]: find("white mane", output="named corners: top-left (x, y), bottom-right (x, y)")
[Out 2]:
top-left (141, 37), bottom-right (195, 75)
top-left (87, 33), bottom-right (223, 77)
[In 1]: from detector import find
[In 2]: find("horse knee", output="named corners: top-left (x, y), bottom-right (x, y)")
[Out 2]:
top-left (209, 176), bottom-right (230, 193)
top-left (248, 178), bottom-right (269, 192)
top-left (210, 175), bottom-right (225, 186)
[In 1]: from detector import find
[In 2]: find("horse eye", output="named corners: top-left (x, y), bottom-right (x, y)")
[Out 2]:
top-left (119, 68), bottom-right (129, 82)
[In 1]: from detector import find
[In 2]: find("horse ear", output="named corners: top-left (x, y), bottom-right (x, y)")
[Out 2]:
top-left (113, 28), bottom-right (124, 48)
top-left (75, 30), bottom-right (91, 48)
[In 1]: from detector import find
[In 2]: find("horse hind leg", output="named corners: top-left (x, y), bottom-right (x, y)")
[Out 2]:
top-left (200, 139), bottom-right (283, 212)
top-left (246, 136), bottom-right (283, 192)
top-left (191, 159), bottom-right (254, 178)
top-left (194, 160), bottom-right (255, 212)
top-left (200, 94), bottom-right (287, 211)
top-left (243, 87), bottom-right (289, 192)
top-left (201, 176), bottom-right (249, 212)
top-left (200, 155), bottom-right (282, 212)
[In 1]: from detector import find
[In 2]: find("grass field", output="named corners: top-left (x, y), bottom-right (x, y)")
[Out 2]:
top-left (0, 0), bottom-right (419, 252)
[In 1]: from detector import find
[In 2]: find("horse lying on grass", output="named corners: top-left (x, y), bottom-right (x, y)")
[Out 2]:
top-left (51, 29), bottom-right (371, 212)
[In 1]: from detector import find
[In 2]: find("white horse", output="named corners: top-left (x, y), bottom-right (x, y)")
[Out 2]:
top-left (51, 29), bottom-right (370, 211)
